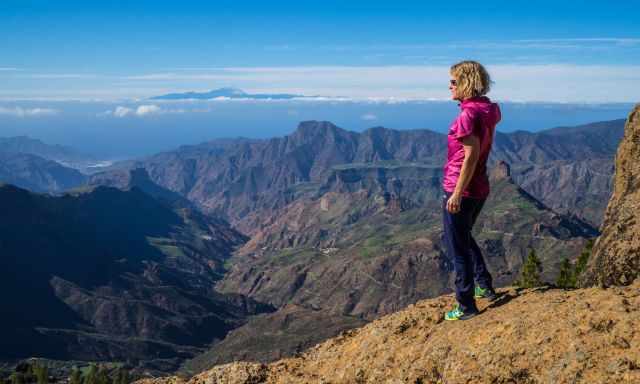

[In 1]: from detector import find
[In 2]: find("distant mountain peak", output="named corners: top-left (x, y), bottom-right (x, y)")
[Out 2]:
top-left (150, 87), bottom-right (307, 100)
top-left (292, 121), bottom-right (348, 141)
top-left (296, 120), bottom-right (339, 130)
top-left (216, 87), bottom-right (247, 95)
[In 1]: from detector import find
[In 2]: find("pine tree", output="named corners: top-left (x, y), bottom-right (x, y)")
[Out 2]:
top-left (69, 368), bottom-right (82, 384)
top-left (555, 239), bottom-right (596, 289)
top-left (556, 258), bottom-right (576, 288)
top-left (23, 364), bottom-right (34, 384)
top-left (113, 369), bottom-right (130, 384)
top-left (10, 373), bottom-right (24, 384)
top-left (33, 363), bottom-right (48, 384)
top-left (574, 238), bottom-right (594, 278)
top-left (517, 248), bottom-right (543, 288)
top-left (120, 370), bottom-right (130, 384)
top-left (83, 365), bottom-right (97, 384)
top-left (96, 366), bottom-right (110, 384)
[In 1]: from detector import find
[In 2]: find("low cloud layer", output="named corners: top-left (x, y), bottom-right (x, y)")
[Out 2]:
top-left (78, 64), bottom-right (640, 103)
top-left (0, 106), bottom-right (58, 117)
top-left (2, 63), bottom-right (640, 103)
top-left (100, 104), bottom-right (214, 117)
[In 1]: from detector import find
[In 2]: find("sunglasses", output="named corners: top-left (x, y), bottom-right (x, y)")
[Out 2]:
top-left (449, 79), bottom-right (457, 86)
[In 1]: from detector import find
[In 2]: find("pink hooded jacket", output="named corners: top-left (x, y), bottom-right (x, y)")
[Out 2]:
top-left (442, 96), bottom-right (501, 199)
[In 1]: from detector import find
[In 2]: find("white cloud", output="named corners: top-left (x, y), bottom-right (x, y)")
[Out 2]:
top-left (0, 67), bottom-right (20, 71)
top-left (136, 104), bottom-right (162, 116)
top-left (22, 73), bottom-right (98, 79)
top-left (515, 38), bottom-right (640, 45)
top-left (0, 106), bottom-right (58, 117)
top-left (103, 104), bottom-right (198, 118)
top-left (111, 105), bottom-right (162, 117)
top-left (114, 106), bottom-right (134, 117)
top-left (361, 113), bottom-right (378, 121)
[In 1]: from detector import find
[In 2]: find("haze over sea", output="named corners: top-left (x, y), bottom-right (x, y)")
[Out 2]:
top-left (1, 0), bottom-right (638, 158)
top-left (0, 99), bottom-right (634, 158)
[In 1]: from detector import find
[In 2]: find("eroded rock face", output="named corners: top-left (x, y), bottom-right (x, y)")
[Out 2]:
top-left (581, 105), bottom-right (640, 287)
top-left (216, 174), bottom-right (596, 322)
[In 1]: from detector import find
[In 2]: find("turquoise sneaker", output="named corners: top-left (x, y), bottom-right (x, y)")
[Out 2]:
top-left (474, 286), bottom-right (498, 301)
top-left (444, 304), bottom-right (479, 321)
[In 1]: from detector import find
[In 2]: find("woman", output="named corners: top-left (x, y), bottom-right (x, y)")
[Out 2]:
top-left (443, 60), bottom-right (501, 321)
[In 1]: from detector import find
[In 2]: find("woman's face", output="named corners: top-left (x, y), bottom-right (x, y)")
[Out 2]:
top-left (449, 75), bottom-right (460, 101)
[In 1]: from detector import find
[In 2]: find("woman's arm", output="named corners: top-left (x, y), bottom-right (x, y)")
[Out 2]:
top-left (446, 134), bottom-right (480, 213)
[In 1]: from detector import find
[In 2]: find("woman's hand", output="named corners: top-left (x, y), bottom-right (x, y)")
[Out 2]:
top-left (447, 134), bottom-right (479, 214)
top-left (447, 192), bottom-right (462, 214)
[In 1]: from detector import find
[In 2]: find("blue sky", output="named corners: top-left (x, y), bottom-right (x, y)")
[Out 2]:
top-left (0, 1), bottom-right (638, 157)
top-left (1, 0), bottom-right (639, 101)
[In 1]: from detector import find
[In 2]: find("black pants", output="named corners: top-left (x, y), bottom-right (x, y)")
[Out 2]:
top-left (442, 191), bottom-right (493, 312)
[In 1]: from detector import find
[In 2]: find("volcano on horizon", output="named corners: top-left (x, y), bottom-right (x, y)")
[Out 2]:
top-left (150, 87), bottom-right (312, 100)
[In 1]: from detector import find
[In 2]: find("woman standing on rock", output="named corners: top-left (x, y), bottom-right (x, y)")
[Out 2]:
top-left (443, 60), bottom-right (501, 321)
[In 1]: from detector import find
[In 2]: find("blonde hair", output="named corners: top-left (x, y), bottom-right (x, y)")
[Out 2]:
top-left (450, 60), bottom-right (492, 99)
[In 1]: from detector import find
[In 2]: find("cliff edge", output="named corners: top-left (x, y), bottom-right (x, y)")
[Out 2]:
top-left (137, 282), bottom-right (640, 383)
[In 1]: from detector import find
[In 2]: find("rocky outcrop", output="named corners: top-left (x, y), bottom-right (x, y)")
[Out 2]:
top-left (581, 105), bottom-right (640, 287)
top-left (490, 160), bottom-right (511, 180)
top-left (136, 281), bottom-right (640, 383)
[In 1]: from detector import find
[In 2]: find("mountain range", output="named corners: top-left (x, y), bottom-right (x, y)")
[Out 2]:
top-left (0, 116), bottom-right (626, 376)
top-left (90, 118), bottom-right (624, 231)
top-left (0, 171), bottom-right (272, 373)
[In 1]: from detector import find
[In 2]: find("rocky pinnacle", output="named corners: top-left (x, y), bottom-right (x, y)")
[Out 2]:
top-left (581, 104), bottom-right (640, 287)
